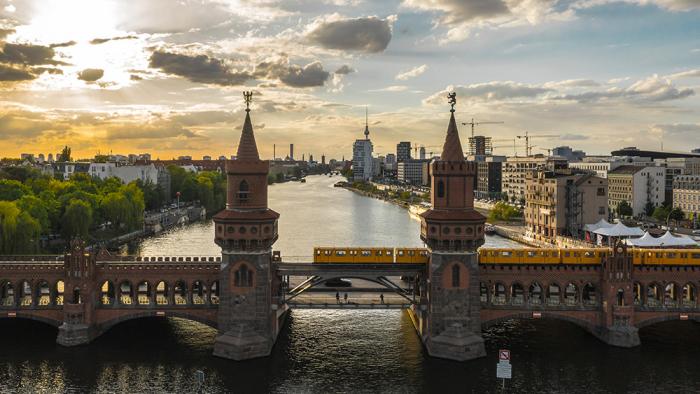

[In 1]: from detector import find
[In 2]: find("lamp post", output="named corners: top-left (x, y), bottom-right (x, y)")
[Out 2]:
top-left (176, 191), bottom-right (181, 212)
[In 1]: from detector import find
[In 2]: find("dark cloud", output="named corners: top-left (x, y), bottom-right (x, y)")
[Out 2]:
top-left (78, 68), bottom-right (104, 82)
top-left (0, 43), bottom-right (66, 65)
top-left (149, 50), bottom-right (251, 85)
top-left (559, 133), bottom-right (589, 141)
top-left (0, 111), bottom-right (57, 139)
top-left (254, 58), bottom-right (330, 87)
top-left (307, 16), bottom-right (393, 53)
top-left (0, 64), bottom-right (35, 81)
top-left (90, 35), bottom-right (138, 45)
top-left (50, 41), bottom-right (77, 48)
top-left (334, 65), bottom-right (355, 74)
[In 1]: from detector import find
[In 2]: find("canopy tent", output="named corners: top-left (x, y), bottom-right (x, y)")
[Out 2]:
top-left (593, 222), bottom-right (644, 237)
top-left (626, 232), bottom-right (662, 247)
top-left (658, 231), bottom-right (698, 247)
top-left (584, 219), bottom-right (613, 233)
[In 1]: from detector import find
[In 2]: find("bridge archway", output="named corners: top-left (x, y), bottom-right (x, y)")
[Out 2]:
top-left (481, 312), bottom-right (598, 337)
top-left (0, 313), bottom-right (62, 328)
top-left (285, 275), bottom-right (417, 304)
top-left (96, 311), bottom-right (218, 339)
top-left (636, 314), bottom-right (700, 329)
top-left (0, 280), bottom-right (15, 307)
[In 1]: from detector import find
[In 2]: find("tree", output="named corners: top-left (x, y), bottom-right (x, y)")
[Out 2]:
top-left (617, 200), bottom-right (633, 217)
top-left (489, 202), bottom-right (522, 222)
top-left (17, 195), bottom-right (50, 231)
top-left (644, 201), bottom-right (655, 217)
top-left (62, 200), bottom-right (92, 239)
top-left (100, 192), bottom-right (131, 230)
top-left (652, 206), bottom-right (670, 222)
top-left (59, 145), bottom-right (72, 162)
top-left (0, 179), bottom-right (31, 201)
top-left (0, 201), bottom-right (41, 253)
top-left (669, 207), bottom-right (685, 224)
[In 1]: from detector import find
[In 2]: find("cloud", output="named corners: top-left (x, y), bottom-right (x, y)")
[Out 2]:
top-left (559, 133), bottom-right (589, 140)
top-left (306, 15), bottom-right (394, 53)
top-left (149, 49), bottom-right (251, 86)
top-left (0, 29), bottom-right (14, 39)
top-left (543, 79), bottom-right (600, 88)
top-left (369, 85), bottom-right (409, 92)
top-left (649, 123), bottom-right (700, 137)
top-left (0, 64), bottom-right (35, 81)
top-left (90, 35), bottom-right (138, 45)
top-left (105, 122), bottom-right (201, 140)
top-left (665, 69), bottom-right (700, 80)
top-left (334, 65), bottom-right (355, 74)
top-left (0, 43), bottom-right (66, 66)
top-left (77, 68), bottom-right (104, 82)
top-left (396, 64), bottom-right (428, 81)
top-left (0, 110), bottom-right (58, 139)
top-left (50, 41), bottom-right (77, 48)
top-left (424, 81), bottom-right (552, 105)
top-left (554, 75), bottom-right (694, 102)
top-left (254, 57), bottom-right (331, 87)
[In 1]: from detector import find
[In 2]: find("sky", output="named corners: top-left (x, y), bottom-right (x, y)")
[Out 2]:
top-left (0, 0), bottom-right (699, 161)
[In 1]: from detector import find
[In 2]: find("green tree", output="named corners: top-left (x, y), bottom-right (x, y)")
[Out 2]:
top-left (0, 179), bottom-right (31, 201)
top-left (62, 200), bottom-right (92, 239)
top-left (167, 165), bottom-right (188, 199)
top-left (669, 207), bottom-right (685, 224)
top-left (100, 192), bottom-right (131, 230)
top-left (617, 200), bottom-right (633, 217)
top-left (652, 206), bottom-right (670, 222)
top-left (644, 201), bottom-right (655, 217)
top-left (16, 195), bottom-right (50, 231)
top-left (488, 202), bottom-right (522, 222)
top-left (15, 211), bottom-right (41, 253)
top-left (136, 179), bottom-right (164, 211)
top-left (0, 201), bottom-right (20, 254)
top-left (59, 145), bottom-right (72, 162)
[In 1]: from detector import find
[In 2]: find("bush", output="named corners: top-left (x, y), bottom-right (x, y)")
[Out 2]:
top-left (488, 202), bottom-right (521, 222)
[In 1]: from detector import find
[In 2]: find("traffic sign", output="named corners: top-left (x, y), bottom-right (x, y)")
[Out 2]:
top-left (496, 362), bottom-right (512, 379)
top-left (499, 349), bottom-right (510, 361)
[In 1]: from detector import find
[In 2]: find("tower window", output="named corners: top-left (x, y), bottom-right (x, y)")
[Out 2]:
top-left (238, 180), bottom-right (250, 202)
top-left (234, 265), bottom-right (253, 287)
top-left (437, 180), bottom-right (445, 198)
top-left (451, 264), bottom-right (460, 288)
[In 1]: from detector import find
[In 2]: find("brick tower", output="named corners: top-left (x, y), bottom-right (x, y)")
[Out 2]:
top-left (599, 241), bottom-right (640, 347)
top-left (212, 92), bottom-right (282, 360)
top-left (418, 92), bottom-right (487, 361)
top-left (56, 239), bottom-right (98, 346)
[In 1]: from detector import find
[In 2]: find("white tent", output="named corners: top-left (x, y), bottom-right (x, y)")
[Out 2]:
top-left (626, 232), bottom-right (662, 247)
top-left (593, 222), bottom-right (644, 237)
top-left (657, 231), bottom-right (698, 247)
top-left (584, 219), bottom-right (613, 233)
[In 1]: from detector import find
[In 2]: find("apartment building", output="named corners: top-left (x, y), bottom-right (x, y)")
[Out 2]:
top-left (607, 165), bottom-right (664, 217)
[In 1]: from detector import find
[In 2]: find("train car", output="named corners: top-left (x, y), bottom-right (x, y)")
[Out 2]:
top-left (313, 247), bottom-right (394, 263)
top-left (395, 248), bottom-right (430, 264)
top-left (632, 249), bottom-right (700, 266)
top-left (560, 248), bottom-right (609, 265)
top-left (479, 248), bottom-right (561, 264)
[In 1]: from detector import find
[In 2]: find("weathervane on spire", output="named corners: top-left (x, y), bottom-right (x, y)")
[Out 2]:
top-left (447, 92), bottom-right (456, 113)
top-left (243, 91), bottom-right (253, 112)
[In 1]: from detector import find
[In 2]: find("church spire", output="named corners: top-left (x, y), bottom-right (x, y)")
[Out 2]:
top-left (236, 91), bottom-right (260, 160)
top-left (440, 92), bottom-right (465, 162)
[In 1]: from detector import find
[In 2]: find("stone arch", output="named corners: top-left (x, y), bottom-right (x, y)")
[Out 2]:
top-left (529, 282), bottom-right (543, 306)
top-left (681, 283), bottom-right (696, 307)
top-left (238, 179), bottom-right (250, 202)
top-left (546, 283), bottom-right (561, 306)
top-left (479, 282), bottom-right (488, 304)
top-left (646, 282), bottom-right (661, 307)
top-left (616, 288), bottom-right (625, 306)
top-left (636, 314), bottom-right (700, 329)
top-left (492, 282), bottom-right (507, 305)
top-left (0, 280), bottom-right (15, 307)
top-left (155, 281), bottom-right (169, 305)
top-left (174, 280), bottom-right (189, 305)
top-left (564, 283), bottom-right (578, 306)
top-left (481, 312), bottom-right (598, 337)
top-left (510, 282), bottom-right (525, 305)
top-left (55, 280), bottom-right (64, 306)
top-left (209, 280), bottom-right (220, 304)
top-left (100, 280), bottom-right (115, 306)
top-left (136, 281), bottom-right (152, 305)
top-left (192, 280), bottom-right (207, 305)
top-left (0, 313), bottom-right (62, 327)
top-left (96, 312), bottom-right (218, 338)
top-left (35, 280), bottom-right (51, 306)
top-left (663, 282), bottom-right (679, 307)
top-left (118, 280), bottom-right (133, 305)
top-left (18, 280), bottom-right (32, 307)
top-left (633, 282), bottom-right (642, 306)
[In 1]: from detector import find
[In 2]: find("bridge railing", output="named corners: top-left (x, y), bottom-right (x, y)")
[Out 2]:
top-left (96, 256), bottom-right (221, 263)
top-left (0, 255), bottom-right (64, 262)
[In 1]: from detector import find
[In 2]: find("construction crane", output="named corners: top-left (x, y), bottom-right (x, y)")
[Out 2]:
top-left (492, 138), bottom-right (519, 156)
top-left (461, 118), bottom-right (505, 138)
top-left (516, 131), bottom-right (560, 157)
top-left (540, 147), bottom-right (552, 156)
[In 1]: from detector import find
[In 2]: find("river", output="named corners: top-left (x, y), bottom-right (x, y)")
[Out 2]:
top-left (1, 175), bottom-right (699, 393)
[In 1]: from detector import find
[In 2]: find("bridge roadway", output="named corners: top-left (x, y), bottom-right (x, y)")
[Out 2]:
top-left (274, 262), bottom-right (425, 277)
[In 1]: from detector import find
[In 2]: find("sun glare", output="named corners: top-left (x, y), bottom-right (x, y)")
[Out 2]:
top-left (17, 0), bottom-right (119, 43)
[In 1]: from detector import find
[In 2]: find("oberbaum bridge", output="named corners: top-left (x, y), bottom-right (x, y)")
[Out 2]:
top-left (2, 92), bottom-right (700, 361)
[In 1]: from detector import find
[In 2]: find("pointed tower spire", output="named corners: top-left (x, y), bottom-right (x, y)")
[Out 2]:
top-left (236, 91), bottom-right (260, 160)
top-left (441, 92), bottom-right (464, 162)
top-left (364, 106), bottom-right (370, 140)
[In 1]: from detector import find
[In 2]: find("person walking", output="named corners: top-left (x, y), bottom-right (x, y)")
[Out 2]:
top-left (380, 293), bottom-right (384, 304)
top-left (335, 291), bottom-right (340, 304)
top-left (343, 293), bottom-right (348, 304)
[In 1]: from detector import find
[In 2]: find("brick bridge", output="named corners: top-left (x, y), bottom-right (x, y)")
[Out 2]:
top-left (2, 95), bottom-right (699, 361)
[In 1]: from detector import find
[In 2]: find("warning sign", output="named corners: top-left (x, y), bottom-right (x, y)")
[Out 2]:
top-left (496, 362), bottom-right (512, 379)
top-left (499, 349), bottom-right (510, 361)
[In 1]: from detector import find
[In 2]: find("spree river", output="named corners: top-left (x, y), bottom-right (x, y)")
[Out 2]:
top-left (2, 175), bottom-right (700, 393)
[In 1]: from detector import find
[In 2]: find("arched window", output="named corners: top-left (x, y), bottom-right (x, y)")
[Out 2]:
top-left (238, 180), bottom-right (250, 202)
top-left (451, 264), bottom-right (460, 288)
top-left (616, 288), bottom-right (625, 306)
top-left (235, 265), bottom-right (253, 287)
top-left (437, 180), bottom-right (445, 198)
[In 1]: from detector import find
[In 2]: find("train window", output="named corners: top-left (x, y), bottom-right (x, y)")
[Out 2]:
top-left (350, 250), bottom-right (357, 255)
top-left (316, 250), bottom-right (321, 255)
top-left (387, 251), bottom-right (393, 256)
top-left (516, 252), bottom-right (524, 257)
top-left (361, 251), bottom-right (371, 256)
top-left (500, 251), bottom-right (512, 257)
top-left (375, 251), bottom-right (382, 256)
top-left (681, 253), bottom-right (687, 258)
top-left (398, 250), bottom-right (404, 256)
top-left (336, 251), bottom-right (346, 256)
top-left (409, 251), bottom-right (415, 256)
top-left (692, 253), bottom-right (700, 259)
top-left (666, 253), bottom-right (677, 259)
top-left (541, 252), bottom-right (549, 257)
top-left (420, 251), bottom-right (428, 256)
top-left (325, 251), bottom-right (331, 256)
top-left (573, 252), bottom-right (580, 257)
top-left (527, 251), bottom-right (536, 257)
top-left (655, 253), bottom-right (662, 258)
top-left (564, 252), bottom-right (570, 257)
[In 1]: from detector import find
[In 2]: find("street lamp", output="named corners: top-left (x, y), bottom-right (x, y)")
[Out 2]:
top-left (176, 191), bottom-right (181, 212)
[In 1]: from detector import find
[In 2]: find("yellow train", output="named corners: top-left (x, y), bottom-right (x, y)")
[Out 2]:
top-left (313, 247), bottom-right (429, 264)
top-left (312, 247), bottom-right (700, 266)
